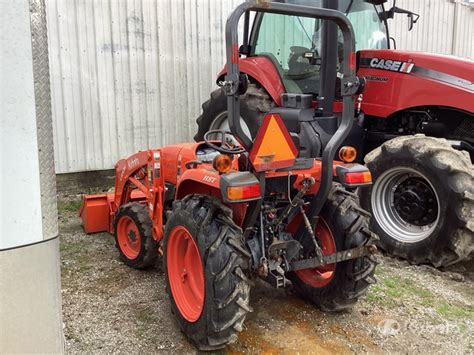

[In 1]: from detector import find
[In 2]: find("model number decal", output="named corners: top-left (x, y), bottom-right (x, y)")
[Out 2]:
top-left (202, 175), bottom-right (217, 184)
top-left (369, 58), bottom-right (414, 73)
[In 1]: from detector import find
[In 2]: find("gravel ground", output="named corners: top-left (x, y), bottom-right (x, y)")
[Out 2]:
top-left (59, 194), bottom-right (473, 354)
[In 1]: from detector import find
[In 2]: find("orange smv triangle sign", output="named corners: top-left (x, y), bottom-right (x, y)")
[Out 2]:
top-left (249, 113), bottom-right (298, 172)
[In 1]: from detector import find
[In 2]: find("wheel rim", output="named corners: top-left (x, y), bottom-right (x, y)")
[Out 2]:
top-left (295, 218), bottom-right (336, 288)
top-left (117, 215), bottom-right (142, 259)
top-left (209, 111), bottom-right (252, 144)
top-left (371, 167), bottom-right (440, 243)
top-left (167, 226), bottom-right (205, 322)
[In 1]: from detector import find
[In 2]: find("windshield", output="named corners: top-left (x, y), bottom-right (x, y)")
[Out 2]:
top-left (250, 0), bottom-right (388, 95)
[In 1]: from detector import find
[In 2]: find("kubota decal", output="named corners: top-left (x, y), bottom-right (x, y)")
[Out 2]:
top-left (127, 157), bottom-right (140, 169)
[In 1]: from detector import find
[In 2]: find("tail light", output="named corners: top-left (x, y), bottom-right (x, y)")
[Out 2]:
top-left (227, 184), bottom-right (261, 202)
top-left (220, 171), bottom-right (261, 203)
top-left (336, 164), bottom-right (372, 188)
top-left (345, 171), bottom-right (372, 185)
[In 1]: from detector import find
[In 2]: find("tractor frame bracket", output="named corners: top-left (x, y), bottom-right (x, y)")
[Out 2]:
top-left (289, 244), bottom-right (378, 271)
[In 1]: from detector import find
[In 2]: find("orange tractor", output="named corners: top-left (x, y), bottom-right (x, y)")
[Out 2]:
top-left (80, 1), bottom-right (378, 350)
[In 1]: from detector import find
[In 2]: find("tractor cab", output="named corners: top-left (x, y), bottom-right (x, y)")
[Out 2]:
top-left (244, 0), bottom-right (389, 97)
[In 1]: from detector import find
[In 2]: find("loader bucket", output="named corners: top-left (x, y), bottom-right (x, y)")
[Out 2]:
top-left (79, 193), bottom-right (114, 234)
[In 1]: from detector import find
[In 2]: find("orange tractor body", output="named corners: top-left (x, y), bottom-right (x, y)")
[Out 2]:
top-left (80, 1), bottom-right (379, 350)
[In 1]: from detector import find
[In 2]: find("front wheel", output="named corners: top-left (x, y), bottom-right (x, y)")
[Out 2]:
top-left (114, 203), bottom-right (158, 269)
top-left (287, 186), bottom-right (378, 312)
top-left (163, 195), bottom-right (252, 351)
top-left (361, 135), bottom-right (474, 267)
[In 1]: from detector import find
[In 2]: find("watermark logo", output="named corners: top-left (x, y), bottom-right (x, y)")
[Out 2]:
top-left (378, 319), bottom-right (401, 336)
top-left (377, 318), bottom-right (465, 337)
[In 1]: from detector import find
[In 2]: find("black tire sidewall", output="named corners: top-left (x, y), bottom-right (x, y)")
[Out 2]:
top-left (194, 88), bottom-right (263, 142)
top-left (288, 190), bottom-right (373, 310)
top-left (114, 203), bottom-right (154, 268)
top-left (360, 148), bottom-right (457, 262)
top-left (289, 212), bottom-right (348, 299)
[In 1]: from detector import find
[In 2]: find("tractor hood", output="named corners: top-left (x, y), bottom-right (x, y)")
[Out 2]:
top-left (359, 49), bottom-right (474, 92)
top-left (358, 49), bottom-right (474, 117)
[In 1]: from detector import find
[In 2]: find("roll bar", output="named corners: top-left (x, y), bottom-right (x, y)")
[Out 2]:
top-left (224, 0), bottom-right (363, 229)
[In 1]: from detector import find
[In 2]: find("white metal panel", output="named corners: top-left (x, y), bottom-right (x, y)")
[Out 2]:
top-left (47, 0), bottom-right (243, 173)
top-left (48, 0), bottom-right (473, 173)
top-left (0, 0), bottom-right (44, 248)
top-left (390, 0), bottom-right (474, 58)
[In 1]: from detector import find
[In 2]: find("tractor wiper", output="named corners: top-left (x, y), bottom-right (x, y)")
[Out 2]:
top-left (345, 0), bottom-right (354, 15)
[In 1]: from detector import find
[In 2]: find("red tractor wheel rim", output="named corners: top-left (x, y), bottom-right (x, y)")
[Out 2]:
top-left (295, 218), bottom-right (336, 288)
top-left (167, 226), bottom-right (205, 322)
top-left (117, 215), bottom-right (142, 259)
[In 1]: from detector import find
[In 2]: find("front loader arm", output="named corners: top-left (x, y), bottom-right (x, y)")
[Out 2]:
top-left (114, 150), bottom-right (166, 241)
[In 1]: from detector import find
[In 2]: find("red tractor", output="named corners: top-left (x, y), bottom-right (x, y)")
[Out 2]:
top-left (194, 0), bottom-right (474, 267)
top-left (81, 1), bottom-right (378, 350)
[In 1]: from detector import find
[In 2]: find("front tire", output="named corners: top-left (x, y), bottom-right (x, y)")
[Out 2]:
top-left (163, 195), bottom-right (252, 351)
top-left (361, 135), bottom-right (474, 267)
top-left (114, 203), bottom-right (158, 269)
top-left (288, 187), bottom-right (378, 311)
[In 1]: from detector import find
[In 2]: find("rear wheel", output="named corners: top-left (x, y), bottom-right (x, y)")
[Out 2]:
top-left (288, 187), bottom-right (378, 311)
top-left (163, 195), bottom-right (252, 350)
top-left (194, 84), bottom-right (273, 142)
top-left (361, 135), bottom-right (474, 267)
top-left (114, 203), bottom-right (158, 269)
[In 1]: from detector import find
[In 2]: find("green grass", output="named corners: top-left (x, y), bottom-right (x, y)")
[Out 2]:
top-left (436, 303), bottom-right (474, 321)
top-left (365, 266), bottom-right (473, 321)
top-left (58, 198), bottom-right (82, 214)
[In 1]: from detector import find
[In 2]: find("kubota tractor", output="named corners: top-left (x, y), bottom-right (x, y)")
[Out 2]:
top-left (194, 0), bottom-right (474, 268)
top-left (81, 1), bottom-right (378, 350)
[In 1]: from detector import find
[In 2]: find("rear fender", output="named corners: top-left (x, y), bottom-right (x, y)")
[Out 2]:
top-left (176, 169), bottom-right (222, 200)
top-left (217, 57), bottom-right (285, 106)
top-left (176, 169), bottom-right (248, 227)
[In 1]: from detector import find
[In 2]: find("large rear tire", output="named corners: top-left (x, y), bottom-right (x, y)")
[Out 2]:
top-left (163, 195), bottom-right (252, 351)
top-left (288, 187), bottom-right (378, 311)
top-left (361, 135), bottom-right (474, 267)
top-left (194, 84), bottom-right (273, 142)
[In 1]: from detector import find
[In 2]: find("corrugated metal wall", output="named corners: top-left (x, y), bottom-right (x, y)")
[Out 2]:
top-left (390, 0), bottom-right (474, 58)
top-left (47, 0), bottom-right (242, 173)
top-left (47, 0), bottom-right (473, 173)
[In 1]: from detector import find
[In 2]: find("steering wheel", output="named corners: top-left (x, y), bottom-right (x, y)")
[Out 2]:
top-left (287, 46), bottom-right (320, 80)
top-left (204, 130), bottom-right (247, 154)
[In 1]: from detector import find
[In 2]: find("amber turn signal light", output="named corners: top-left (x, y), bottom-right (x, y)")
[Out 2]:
top-left (339, 146), bottom-right (357, 163)
top-left (213, 154), bottom-right (232, 174)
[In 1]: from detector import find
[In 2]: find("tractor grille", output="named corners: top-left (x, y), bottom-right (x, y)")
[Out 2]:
top-left (454, 117), bottom-right (474, 142)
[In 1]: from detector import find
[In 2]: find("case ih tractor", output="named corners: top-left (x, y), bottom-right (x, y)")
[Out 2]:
top-left (81, 1), bottom-right (378, 350)
top-left (194, 0), bottom-right (474, 267)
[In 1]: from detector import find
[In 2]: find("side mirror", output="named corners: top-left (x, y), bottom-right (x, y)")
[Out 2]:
top-left (380, 6), bottom-right (420, 31)
top-left (406, 12), bottom-right (417, 31)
